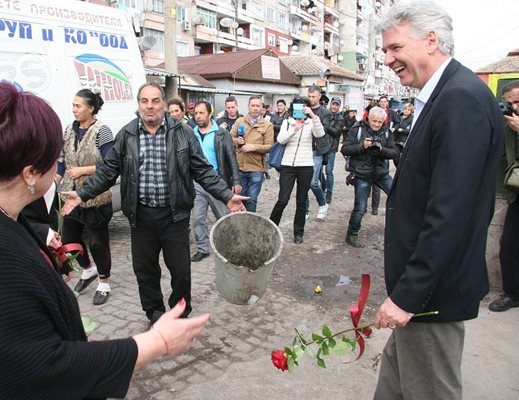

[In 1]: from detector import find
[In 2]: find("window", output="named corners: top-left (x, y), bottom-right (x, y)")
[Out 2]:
top-left (143, 28), bottom-right (164, 55)
top-left (277, 13), bottom-right (287, 30)
top-left (248, 1), bottom-right (264, 20)
top-left (196, 7), bottom-right (217, 30)
top-left (176, 6), bottom-right (186, 22)
top-left (150, 0), bottom-right (164, 14)
top-left (278, 0), bottom-right (287, 5)
top-left (252, 27), bottom-right (264, 47)
top-left (266, 7), bottom-right (275, 22)
top-left (278, 38), bottom-right (289, 53)
top-left (177, 41), bottom-right (189, 56)
top-left (267, 33), bottom-right (276, 46)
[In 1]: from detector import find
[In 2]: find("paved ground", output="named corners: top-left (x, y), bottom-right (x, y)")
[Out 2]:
top-left (70, 163), bottom-right (519, 400)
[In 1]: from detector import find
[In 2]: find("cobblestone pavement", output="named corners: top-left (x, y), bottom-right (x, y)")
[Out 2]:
top-left (70, 164), bottom-right (519, 400)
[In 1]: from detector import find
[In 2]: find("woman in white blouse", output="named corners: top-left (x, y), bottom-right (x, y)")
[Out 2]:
top-left (269, 96), bottom-right (325, 244)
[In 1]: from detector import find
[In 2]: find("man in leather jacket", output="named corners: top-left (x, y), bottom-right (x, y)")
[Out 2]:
top-left (62, 83), bottom-right (247, 326)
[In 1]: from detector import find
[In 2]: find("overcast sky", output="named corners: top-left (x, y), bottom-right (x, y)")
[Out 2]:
top-left (432, 0), bottom-right (519, 70)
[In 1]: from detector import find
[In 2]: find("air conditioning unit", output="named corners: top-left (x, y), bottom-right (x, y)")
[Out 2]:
top-left (183, 20), bottom-right (191, 31)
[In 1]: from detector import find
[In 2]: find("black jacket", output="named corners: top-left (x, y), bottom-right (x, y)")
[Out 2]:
top-left (216, 112), bottom-right (243, 131)
top-left (77, 116), bottom-right (234, 227)
top-left (204, 125), bottom-right (241, 189)
top-left (329, 110), bottom-right (345, 152)
top-left (393, 115), bottom-right (413, 146)
top-left (384, 59), bottom-right (503, 322)
top-left (341, 120), bottom-right (399, 180)
top-left (311, 105), bottom-right (334, 155)
top-left (270, 111), bottom-right (289, 139)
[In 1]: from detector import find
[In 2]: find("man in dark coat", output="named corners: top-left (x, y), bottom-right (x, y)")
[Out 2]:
top-left (373, 2), bottom-right (504, 399)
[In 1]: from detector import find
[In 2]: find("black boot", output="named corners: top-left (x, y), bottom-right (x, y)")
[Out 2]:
top-left (346, 233), bottom-right (362, 248)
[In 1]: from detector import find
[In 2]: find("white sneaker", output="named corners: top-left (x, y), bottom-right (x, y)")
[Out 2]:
top-left (316, 204), bottom-right (329, 220)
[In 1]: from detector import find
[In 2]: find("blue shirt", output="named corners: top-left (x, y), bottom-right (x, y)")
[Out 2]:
top-left (194, 120), bottom-right (219, 174)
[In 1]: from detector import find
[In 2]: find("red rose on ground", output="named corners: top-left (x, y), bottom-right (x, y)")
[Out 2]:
top-left (271, 350), bottom-right (289, 371)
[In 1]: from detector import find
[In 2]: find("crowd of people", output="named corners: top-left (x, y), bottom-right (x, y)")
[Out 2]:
top-left (0, 0), bottom-right (517, 398)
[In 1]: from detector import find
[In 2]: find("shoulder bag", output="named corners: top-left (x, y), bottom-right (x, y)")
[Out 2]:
top-left (269, 141), bottom-right (285, 170)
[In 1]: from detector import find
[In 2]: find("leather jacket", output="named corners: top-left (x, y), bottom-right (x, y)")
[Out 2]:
top-left (77, 116), bottom-right (234, 227)
top-left (202, 124), bottom-right (241, 188)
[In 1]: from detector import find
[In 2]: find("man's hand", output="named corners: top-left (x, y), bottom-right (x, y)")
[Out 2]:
top-left (504, 113), bottom-right (519, 132)
top-left (226, 194), bottom-right (249, 212)
top-left (374, 297), bottom-right (413, 329)
top-left (241, 143), bottom-right (256, 153)
top-left (363, 138), bottom-right (373, 149)
top-left (48, 230), bottom-right (62, 250)
top-left (231, 184), bottom-right (242, 194)
top-left (60, 191), bottom-right (82, 216)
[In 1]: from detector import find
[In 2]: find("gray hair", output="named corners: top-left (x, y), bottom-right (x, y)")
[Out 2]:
top-left (376, 0), bottom-right (454, 56)
top-left (369, 106), bottom-right (386, 120)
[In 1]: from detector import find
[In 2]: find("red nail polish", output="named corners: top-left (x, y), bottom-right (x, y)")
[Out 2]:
top-left (179, 298), bottom-right (185, 306)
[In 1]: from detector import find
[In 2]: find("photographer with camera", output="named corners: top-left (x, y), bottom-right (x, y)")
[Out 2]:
top-left (341, 106), bottom-right (399, 248)
top-left (489, 80), bottom-right (519, 312)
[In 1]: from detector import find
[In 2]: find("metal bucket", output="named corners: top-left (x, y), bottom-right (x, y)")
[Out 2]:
top-left (209, 212), bottom-right (283, 305)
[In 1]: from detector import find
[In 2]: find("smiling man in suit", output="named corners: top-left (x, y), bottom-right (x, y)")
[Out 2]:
top-left (372, 2), bottom-right (504, 399)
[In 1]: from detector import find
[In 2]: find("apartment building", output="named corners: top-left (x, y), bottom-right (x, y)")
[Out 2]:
top-left (91, 0), bottom-right (407, 105)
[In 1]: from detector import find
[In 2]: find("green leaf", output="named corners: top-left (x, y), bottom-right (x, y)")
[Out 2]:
top-left (330, 341), bottom-right (353, 356)
top-left (342, 337), bottom-right (358, 350)
top-left (288, 357), bottom-right (296, 372)
top-left (306, 347), bottom-right (317, 359)
top-left (284, 347), bottom-right (293, 356)
top-left (295, 328), bottom-right (308, 346)
top-left (312, 333), bottom-right (324, 343)
top-left (294, 345), bottom-right (305, 362)
top-left (317, 358), bottom-right (327, 369)
top-left (328, 338), bottom-right (337, 348)
top-left (322, 325), bottom-right (332, 337)
top-left (81, 315), bottom-right (97, 333)
top-left (322, 341), bottom-right (329, 356)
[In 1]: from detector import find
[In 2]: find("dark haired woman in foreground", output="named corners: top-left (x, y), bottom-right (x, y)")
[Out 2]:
top-left (0, 82), bottom-right (210, 399)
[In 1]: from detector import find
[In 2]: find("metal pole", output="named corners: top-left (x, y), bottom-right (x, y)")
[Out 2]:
top-left (164, 0), bottom-right (178, 98)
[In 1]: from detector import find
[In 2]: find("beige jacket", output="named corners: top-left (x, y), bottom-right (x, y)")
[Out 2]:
top-left (230, 116), bottom-right (274, 172)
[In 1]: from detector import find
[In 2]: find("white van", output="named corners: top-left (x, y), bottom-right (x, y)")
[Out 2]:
top-left (0, 0), bottom-right (147, 210)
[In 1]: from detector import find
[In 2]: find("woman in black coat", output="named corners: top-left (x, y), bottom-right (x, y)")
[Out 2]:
top-left (0, 82), bottom-right (210, 400)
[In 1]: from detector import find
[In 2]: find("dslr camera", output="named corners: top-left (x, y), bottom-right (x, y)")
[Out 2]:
top-left (499, 101), bottom-right (516, 117)
top-left (369, 137), bottom-right (383, 155)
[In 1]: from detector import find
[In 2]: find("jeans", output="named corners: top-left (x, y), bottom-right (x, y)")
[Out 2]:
top-left (131, 205), bottom-right (191, 319)
top-left (193, 182), bottom-right (229, 254)
top-left (240, 171), bottom-right (264, 212)
top-left (324, 151), bottom-right (336, 195)
top-left (347, 174), bottom-right (392, 235)
top-left (270, 166), bottom-right (313, 236)
top-left (309, 153), bottom-right (326, 207)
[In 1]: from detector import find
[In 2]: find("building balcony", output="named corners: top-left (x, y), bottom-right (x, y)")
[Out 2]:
top-left (290, 5), bottom-right (313, 23)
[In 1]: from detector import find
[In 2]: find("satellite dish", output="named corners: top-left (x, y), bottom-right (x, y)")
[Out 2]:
top-left (192, 15), bottom-right (207, 25)
top-left (139, 36), bottom-right (157, 50)
top-left (220, 17), bottom-right (234, 28)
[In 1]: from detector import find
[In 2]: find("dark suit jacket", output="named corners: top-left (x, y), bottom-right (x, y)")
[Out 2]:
top-left (22, 194), bottom-right (58, 245)
top-left (384, 59), bottom-right (504, 322)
